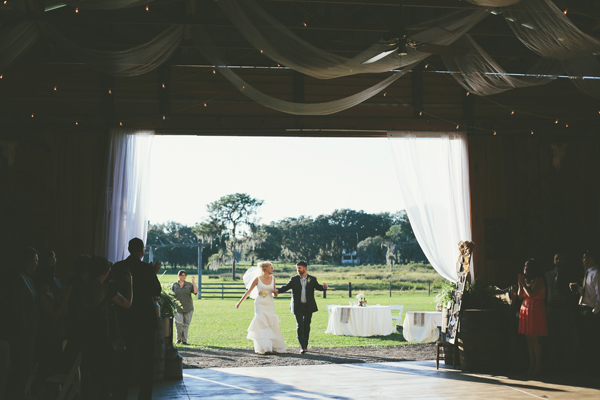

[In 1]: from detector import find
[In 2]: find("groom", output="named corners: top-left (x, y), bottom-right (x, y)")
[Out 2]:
top-left (274, 261), bottom-right (327, 354)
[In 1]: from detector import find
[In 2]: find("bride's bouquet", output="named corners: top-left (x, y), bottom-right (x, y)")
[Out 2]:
top-left (356, 292), bottom-right (367, 307)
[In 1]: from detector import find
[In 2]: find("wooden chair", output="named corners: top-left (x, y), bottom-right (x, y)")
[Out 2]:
top-left (435, 328), bottom-right (457, 370)
top-left (390, 305), bottom-right (404, 328)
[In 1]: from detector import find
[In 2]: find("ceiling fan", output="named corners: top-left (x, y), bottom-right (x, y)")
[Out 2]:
top-left (362, 27), bottom-right (470, 64)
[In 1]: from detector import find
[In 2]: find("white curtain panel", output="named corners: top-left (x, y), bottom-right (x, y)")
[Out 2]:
top-left (96, 129), bottom-right (154, 262)
top-left (388, 132), bottom-right (472, 283)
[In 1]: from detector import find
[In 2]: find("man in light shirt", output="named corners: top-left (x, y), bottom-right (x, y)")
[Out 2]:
top-left (570, 249), bottom-right (600, 373)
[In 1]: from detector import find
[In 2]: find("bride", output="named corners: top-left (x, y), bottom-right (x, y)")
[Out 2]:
top-left (236, 261), bottom-right (286, 354)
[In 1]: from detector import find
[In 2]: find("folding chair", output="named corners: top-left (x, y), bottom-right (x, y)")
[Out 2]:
top-left (46, 352), bottom-right (82, 400)
top-left (390, 305), bottom-right (404, 327)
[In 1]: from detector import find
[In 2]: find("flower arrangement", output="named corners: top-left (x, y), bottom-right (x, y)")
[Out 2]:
top-left (356, 292), bottom-right (367, 307)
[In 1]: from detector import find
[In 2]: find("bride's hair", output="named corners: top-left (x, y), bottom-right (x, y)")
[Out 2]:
top-left (258, 261), bottom-right (272, 274)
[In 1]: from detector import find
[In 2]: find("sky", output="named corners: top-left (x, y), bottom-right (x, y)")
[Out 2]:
top-left (148, 136), bottom-right (405, 227)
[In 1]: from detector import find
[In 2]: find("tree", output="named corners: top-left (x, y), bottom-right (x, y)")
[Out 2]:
top-left (206, 193), bottom-right (264, 279)
top-left (357, 236), bottom-right (386, 264)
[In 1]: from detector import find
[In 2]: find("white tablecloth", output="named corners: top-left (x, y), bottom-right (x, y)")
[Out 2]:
top-left (402, 311), bottom-right (442, 343)
top-left (325, 305), bottom-right (394, 337)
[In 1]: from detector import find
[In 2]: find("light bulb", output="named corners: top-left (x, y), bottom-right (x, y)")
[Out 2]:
top-left (203, 103), bottom-right (207, 107)
top-left (511, 110), bottom-right (515, 115)
top-left (493, 131), bottom-right (497, 135)
top-left (119, 121), bottom-right (123, 126)
top-left (146, 6), bottom-right (149, 11)
top-left (75, 8), bottom-right (78, 13)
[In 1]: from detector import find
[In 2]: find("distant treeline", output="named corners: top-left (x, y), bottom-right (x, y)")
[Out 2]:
top-left (146, 209), bottom-right (426, 269)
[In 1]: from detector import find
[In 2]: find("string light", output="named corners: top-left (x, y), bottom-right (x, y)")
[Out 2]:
top-left (162, 83), bottom-right (165, 88)
top-left (119, 121), bottom-right (123, 126)
top-left (419, 111), bottom-right (423, 116)
top-left (213, 69), bottom-right (216, 74)
top-left (511, 110), bottom-right (515, 115)
top-left (530, 130), bottom-right (534, 135)
top-left (555, 119), bottom-right (558, 124)
top-left (54, 86), bottom-right (57, 91)
top-left (1, 75), bottom-right (3, 79)
top-left (145, 5), bottom-right (149, 11)
top-left (424, 64), bottom-right (429, 69)
top-left (563, 9), bottom-right (568, 15)
top-left (162, 115), bottom-right (166, 120)
top-left (75, 8), bottom-right (78, 13)
top-left (260, 50), bottom-right (263, 53)
top-left (203, 103), bottom-right (207, 107)
top-left (3, 1), bottom-right (7, 5)
top-left (383, 92), bottom-right (387, 97)
top-left (108, 89), bottom-right (112, 94)
top-left (31, 113), bottom-right (34, 118)
top-left (303, 22), bottom-right (307, 27)
top-left (456, 124), bottom-right (459, 129)
top-left (565, 123), bottom-right (568, 128)
top-left (75, 121), bottom-right (78, 125)
top-left (493, 131), bottom-right (497, 135)
top-left (466, 91), bottom-right (470, 96)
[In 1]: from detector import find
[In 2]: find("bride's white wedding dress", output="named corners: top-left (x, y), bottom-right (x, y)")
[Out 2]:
top-left (247, 277), bottom-right (286, 354)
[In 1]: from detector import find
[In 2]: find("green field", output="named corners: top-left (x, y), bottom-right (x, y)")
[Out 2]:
top-left (160, 271), bottom-right (439, 350)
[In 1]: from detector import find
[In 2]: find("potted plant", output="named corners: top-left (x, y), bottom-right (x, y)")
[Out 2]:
top-left (157, 284), bottom-right (181, 348)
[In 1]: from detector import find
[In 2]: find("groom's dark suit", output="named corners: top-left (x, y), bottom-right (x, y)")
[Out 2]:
top-left (278, 274), bottom-right (326, 350)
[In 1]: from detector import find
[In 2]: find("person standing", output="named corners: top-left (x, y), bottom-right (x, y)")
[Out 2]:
top-left (109, 238), bottom-right (161, 400)
top-left (274, 261), bottom-right (327, 354)
top-left (171, 270), bottom-right (198, 345)
top-left (236, 262), bottom-right (286, 355)
top-left (544, 252), bottom-right (578, 370)
top-left (5, 247), bottom-right (39, 400)
top-left (517, 258), bottom-right (547, 374)
top-left (570, 249), bottom-right (600, 374)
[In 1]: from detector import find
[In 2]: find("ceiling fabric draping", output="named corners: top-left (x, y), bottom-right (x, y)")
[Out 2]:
top-left (192, 26), bottom-right (416, 116)
top-left (441, 35), bottom-right (557, 96)
top-left (0, 22), bottom-right (41, 72)
top-left (2, 0), bottom-right (600, 111)
top-left (214, 0), bottom-right (490, 79)
top-left (503, 0), bottom-right (600, 59)
top-left (46, 24), bottom-right (183, 77)
top-left (60, 0), bottom-right (153, 10)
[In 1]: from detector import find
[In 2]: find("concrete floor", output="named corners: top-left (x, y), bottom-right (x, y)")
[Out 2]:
top-left (138, 361), bottom-right (600, 400)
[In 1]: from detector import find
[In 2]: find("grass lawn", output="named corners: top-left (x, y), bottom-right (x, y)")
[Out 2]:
top-left (160, 285), bottom-right (438, 350)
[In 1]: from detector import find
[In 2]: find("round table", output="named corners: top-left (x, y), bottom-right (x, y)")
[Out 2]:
top-left (325, 305), bottom-right (394, 337)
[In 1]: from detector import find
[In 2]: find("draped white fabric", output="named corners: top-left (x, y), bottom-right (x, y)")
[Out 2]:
top-left (503, 0), bottom-right (600, 60)
top-left (46, 25), bottom-right (183, 76)
top-left (442, 35), bottom-right (556, 96)
top-left (388, 132), bottom-right (472, 283)
top-left (96, 130), bottom-right (154, 263)
top-left (192, 26), bottom-right (416, 116)
top-left (61, 0), bottom-right (152, 10)
top-left (215, 0), bottom-right (489, 79)
top-left (0, 22), bottom-right (41, 71)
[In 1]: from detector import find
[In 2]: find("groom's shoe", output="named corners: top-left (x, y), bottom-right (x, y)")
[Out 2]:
top-left (300, 349), bottom-right (306, 354)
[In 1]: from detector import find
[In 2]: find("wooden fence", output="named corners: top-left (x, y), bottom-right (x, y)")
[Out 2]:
top-left (200, 282), bottom-right (291, 299)
top-left (200, 281), bottom-right (434, 299)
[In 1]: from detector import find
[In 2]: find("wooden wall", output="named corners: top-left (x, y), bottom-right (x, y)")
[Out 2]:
top-left (469, 134), bottom-right (600, 288)
top-left (0, 129), bottom-right (108, 278)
